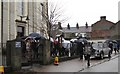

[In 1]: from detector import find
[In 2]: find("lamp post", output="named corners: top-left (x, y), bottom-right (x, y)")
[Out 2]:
top-left (26, 15), bottom-right (30, 35)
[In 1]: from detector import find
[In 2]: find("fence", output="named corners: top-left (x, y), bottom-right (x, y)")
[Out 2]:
top-left (0, 43), bottom-right (7, 66)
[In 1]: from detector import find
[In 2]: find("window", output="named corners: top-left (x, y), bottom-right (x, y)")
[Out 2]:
top-left (17, 0), bottom-right (23, 15)
top-left (17, 26), bottom-right (25, 37)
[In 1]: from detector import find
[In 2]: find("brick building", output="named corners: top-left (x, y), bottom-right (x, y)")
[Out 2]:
top-left (110, 21), bottom-right (120, 40)
top-left (91, 16), bottom-right (115, 39)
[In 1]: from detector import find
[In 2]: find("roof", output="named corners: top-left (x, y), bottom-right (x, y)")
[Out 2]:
top-left (62, 26), bottom-right (91, 33)
top-left (91, 20), bottom-right (115, 30)
top-left (110, 20), bottom-right (120, 30)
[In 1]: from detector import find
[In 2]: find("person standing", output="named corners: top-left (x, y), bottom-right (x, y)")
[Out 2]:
top-left (79, 42), bottom-right (84, 60)
top-left (117, 42), bottom-right (119, 53)
top-left (53, 40), bottom-right (58, 56)
top-left (84, 42), bottom-right (91, 67)
top-left (108, 42), bottom-right (113, 54)
top-left (113, 42), bottom-right (117, 54)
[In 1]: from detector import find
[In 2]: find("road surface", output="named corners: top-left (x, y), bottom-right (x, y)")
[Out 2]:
top-left (30, 53), bottom-right (118, 72)
top-left (81, 56), bottom-right (118, 72)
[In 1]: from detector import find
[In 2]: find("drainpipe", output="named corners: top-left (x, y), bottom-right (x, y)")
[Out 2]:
top-left (1, 0), bottom-right (3, 65)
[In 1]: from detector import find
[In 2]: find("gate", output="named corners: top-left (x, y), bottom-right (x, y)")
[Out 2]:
top-left (6, 37), bottom-right (50, 71)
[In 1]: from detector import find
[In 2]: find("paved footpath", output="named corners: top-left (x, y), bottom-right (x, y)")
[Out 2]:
top-left (28, 53), bottom-right (119, 72)
top-left (81, 57), bottom-right (118, 72)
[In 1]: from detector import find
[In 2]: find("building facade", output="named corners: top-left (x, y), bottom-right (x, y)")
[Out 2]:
top-left (62, 23), bottom-right (91, 40)
top-left (0, 0), bottom-right (49, 65)
top-left (110, 21), bottom-right (120, 40)
top-left (91, 16), bottom-right (115, 39)
top-left (0, 0), bottom-right (49, 44)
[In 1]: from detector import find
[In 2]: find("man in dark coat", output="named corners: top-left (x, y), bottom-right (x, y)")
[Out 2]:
top-left (75, 37), bottom-right (85, 60)
top-left (78, 42), bottom-right (84, 60)
top-left (108, 42), bottom-right (113, 54)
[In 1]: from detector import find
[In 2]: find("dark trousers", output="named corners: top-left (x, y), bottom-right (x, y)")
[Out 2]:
top-left (79, 52), bottom-right (83, 59)
top-left (117, 47), bottom-right (119, 53)
top-left (110, 47), bottom-right (113, 54)
top-left (114, 48), bottom-right (117, 54)
top-left (86, 54), bottom-right (90, 67)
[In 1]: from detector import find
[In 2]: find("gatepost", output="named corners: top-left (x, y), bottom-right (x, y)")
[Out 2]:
top-left (6, 38), bottom-right (22, 71)
top-left (43, 39), bottom-right (50, 65)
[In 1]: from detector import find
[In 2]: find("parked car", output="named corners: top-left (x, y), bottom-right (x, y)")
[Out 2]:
top-left (84, 42), bottom-right (111, 59)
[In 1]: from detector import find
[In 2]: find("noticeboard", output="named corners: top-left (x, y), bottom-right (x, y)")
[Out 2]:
top-left (16, 42), bottom-right (21, 48)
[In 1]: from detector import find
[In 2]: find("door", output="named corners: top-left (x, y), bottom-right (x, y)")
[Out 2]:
top-left (17, 26), bottom-right (25, 37)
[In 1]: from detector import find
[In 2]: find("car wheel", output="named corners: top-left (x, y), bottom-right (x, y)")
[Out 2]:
top-left (100, 52), bottom-right (104, 59)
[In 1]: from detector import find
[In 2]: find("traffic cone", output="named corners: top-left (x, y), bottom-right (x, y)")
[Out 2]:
top-left (54, 56), bottom-right (59, 65)
top-left (0, 66), bottom-right (4, 74)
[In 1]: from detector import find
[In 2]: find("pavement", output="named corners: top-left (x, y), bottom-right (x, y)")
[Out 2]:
top-left (28, 53), bottom-right (119, 72)
top-left (3, 52), bottom-right (119, 74)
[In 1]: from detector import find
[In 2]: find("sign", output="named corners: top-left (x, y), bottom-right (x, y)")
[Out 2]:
top-left (16, 42), bottom-right (21, 48)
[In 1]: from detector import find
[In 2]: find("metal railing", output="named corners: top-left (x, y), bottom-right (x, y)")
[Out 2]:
top-left (0, 43), bottom-right (7, 66)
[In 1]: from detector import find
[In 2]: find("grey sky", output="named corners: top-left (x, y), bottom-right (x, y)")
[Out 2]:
top-left (49, 0), bottom-right (120, 27)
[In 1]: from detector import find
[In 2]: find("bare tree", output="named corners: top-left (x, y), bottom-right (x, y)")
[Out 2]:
top-left (48, 0), bottom-right (69, 39)
top-left (33, 1), bottom-right (69, 39)
top-left (48, 1), bottom-right (68, 24)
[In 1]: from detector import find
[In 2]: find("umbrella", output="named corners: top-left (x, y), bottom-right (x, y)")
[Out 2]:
top-left (74, 38), bottom-right (87, 44)
top-left (105, 39), bottom-right (113, 43)
top-left (29, 32), bottom-right (41, 38)
top-left (28, 32), bottom-right (45, 40)
top-left (24, 36), bottom-right (34, 41)
top-left (112, 40), bottom-right (117, 43)
top-left (70, 38), bottom-right (77, 42)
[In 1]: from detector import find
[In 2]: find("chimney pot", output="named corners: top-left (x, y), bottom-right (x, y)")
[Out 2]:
top-left (100, 16), bottom-right (106, 20)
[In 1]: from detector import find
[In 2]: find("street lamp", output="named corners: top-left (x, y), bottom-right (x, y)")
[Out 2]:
top-left (25, 15), bottom-right (30, 35)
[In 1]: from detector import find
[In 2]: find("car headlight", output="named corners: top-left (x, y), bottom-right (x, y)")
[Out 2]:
top-left (95, 50), bottom-right (99, 53)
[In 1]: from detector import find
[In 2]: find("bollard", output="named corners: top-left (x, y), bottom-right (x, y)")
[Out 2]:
top-left (0, 66), bottom-right (4, 74)
top-left (54, 56), bottom-right (59, 65)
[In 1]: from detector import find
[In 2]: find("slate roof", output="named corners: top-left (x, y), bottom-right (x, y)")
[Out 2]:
top-left (62, 26), bottom-right (91, 33)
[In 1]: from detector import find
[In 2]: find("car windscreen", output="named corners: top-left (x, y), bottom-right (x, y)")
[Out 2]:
top-left (92, 43), bottom-right (103, 49)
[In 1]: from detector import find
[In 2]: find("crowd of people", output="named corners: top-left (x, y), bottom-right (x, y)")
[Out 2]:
top-left (50, 39), bottom-right (71, 57)
top-left (50, 36), bottom-right (120, 59)
top-left (50, 36), bottom-right (91, 59)
top-left (22, 38), bottom-right (41, 62)
top-left (23, 35), bottom-right (120, 64)
top-left (108, 41), bottom-right (119, 54)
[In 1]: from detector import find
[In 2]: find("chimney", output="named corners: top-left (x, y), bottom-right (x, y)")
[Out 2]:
top-left (85, 22), bottom-right (88, 28)
top-left (76, 23), bottom-right (79, 29)
top-left (67, 23), bottom-right (70, 29)
top-left (58, 22), bottom-right (62, 29)
top-left (100, 16), bottom-right (106, 20)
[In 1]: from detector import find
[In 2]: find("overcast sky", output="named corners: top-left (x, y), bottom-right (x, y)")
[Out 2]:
top-left (49, 0), bottom-right (120, 27)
